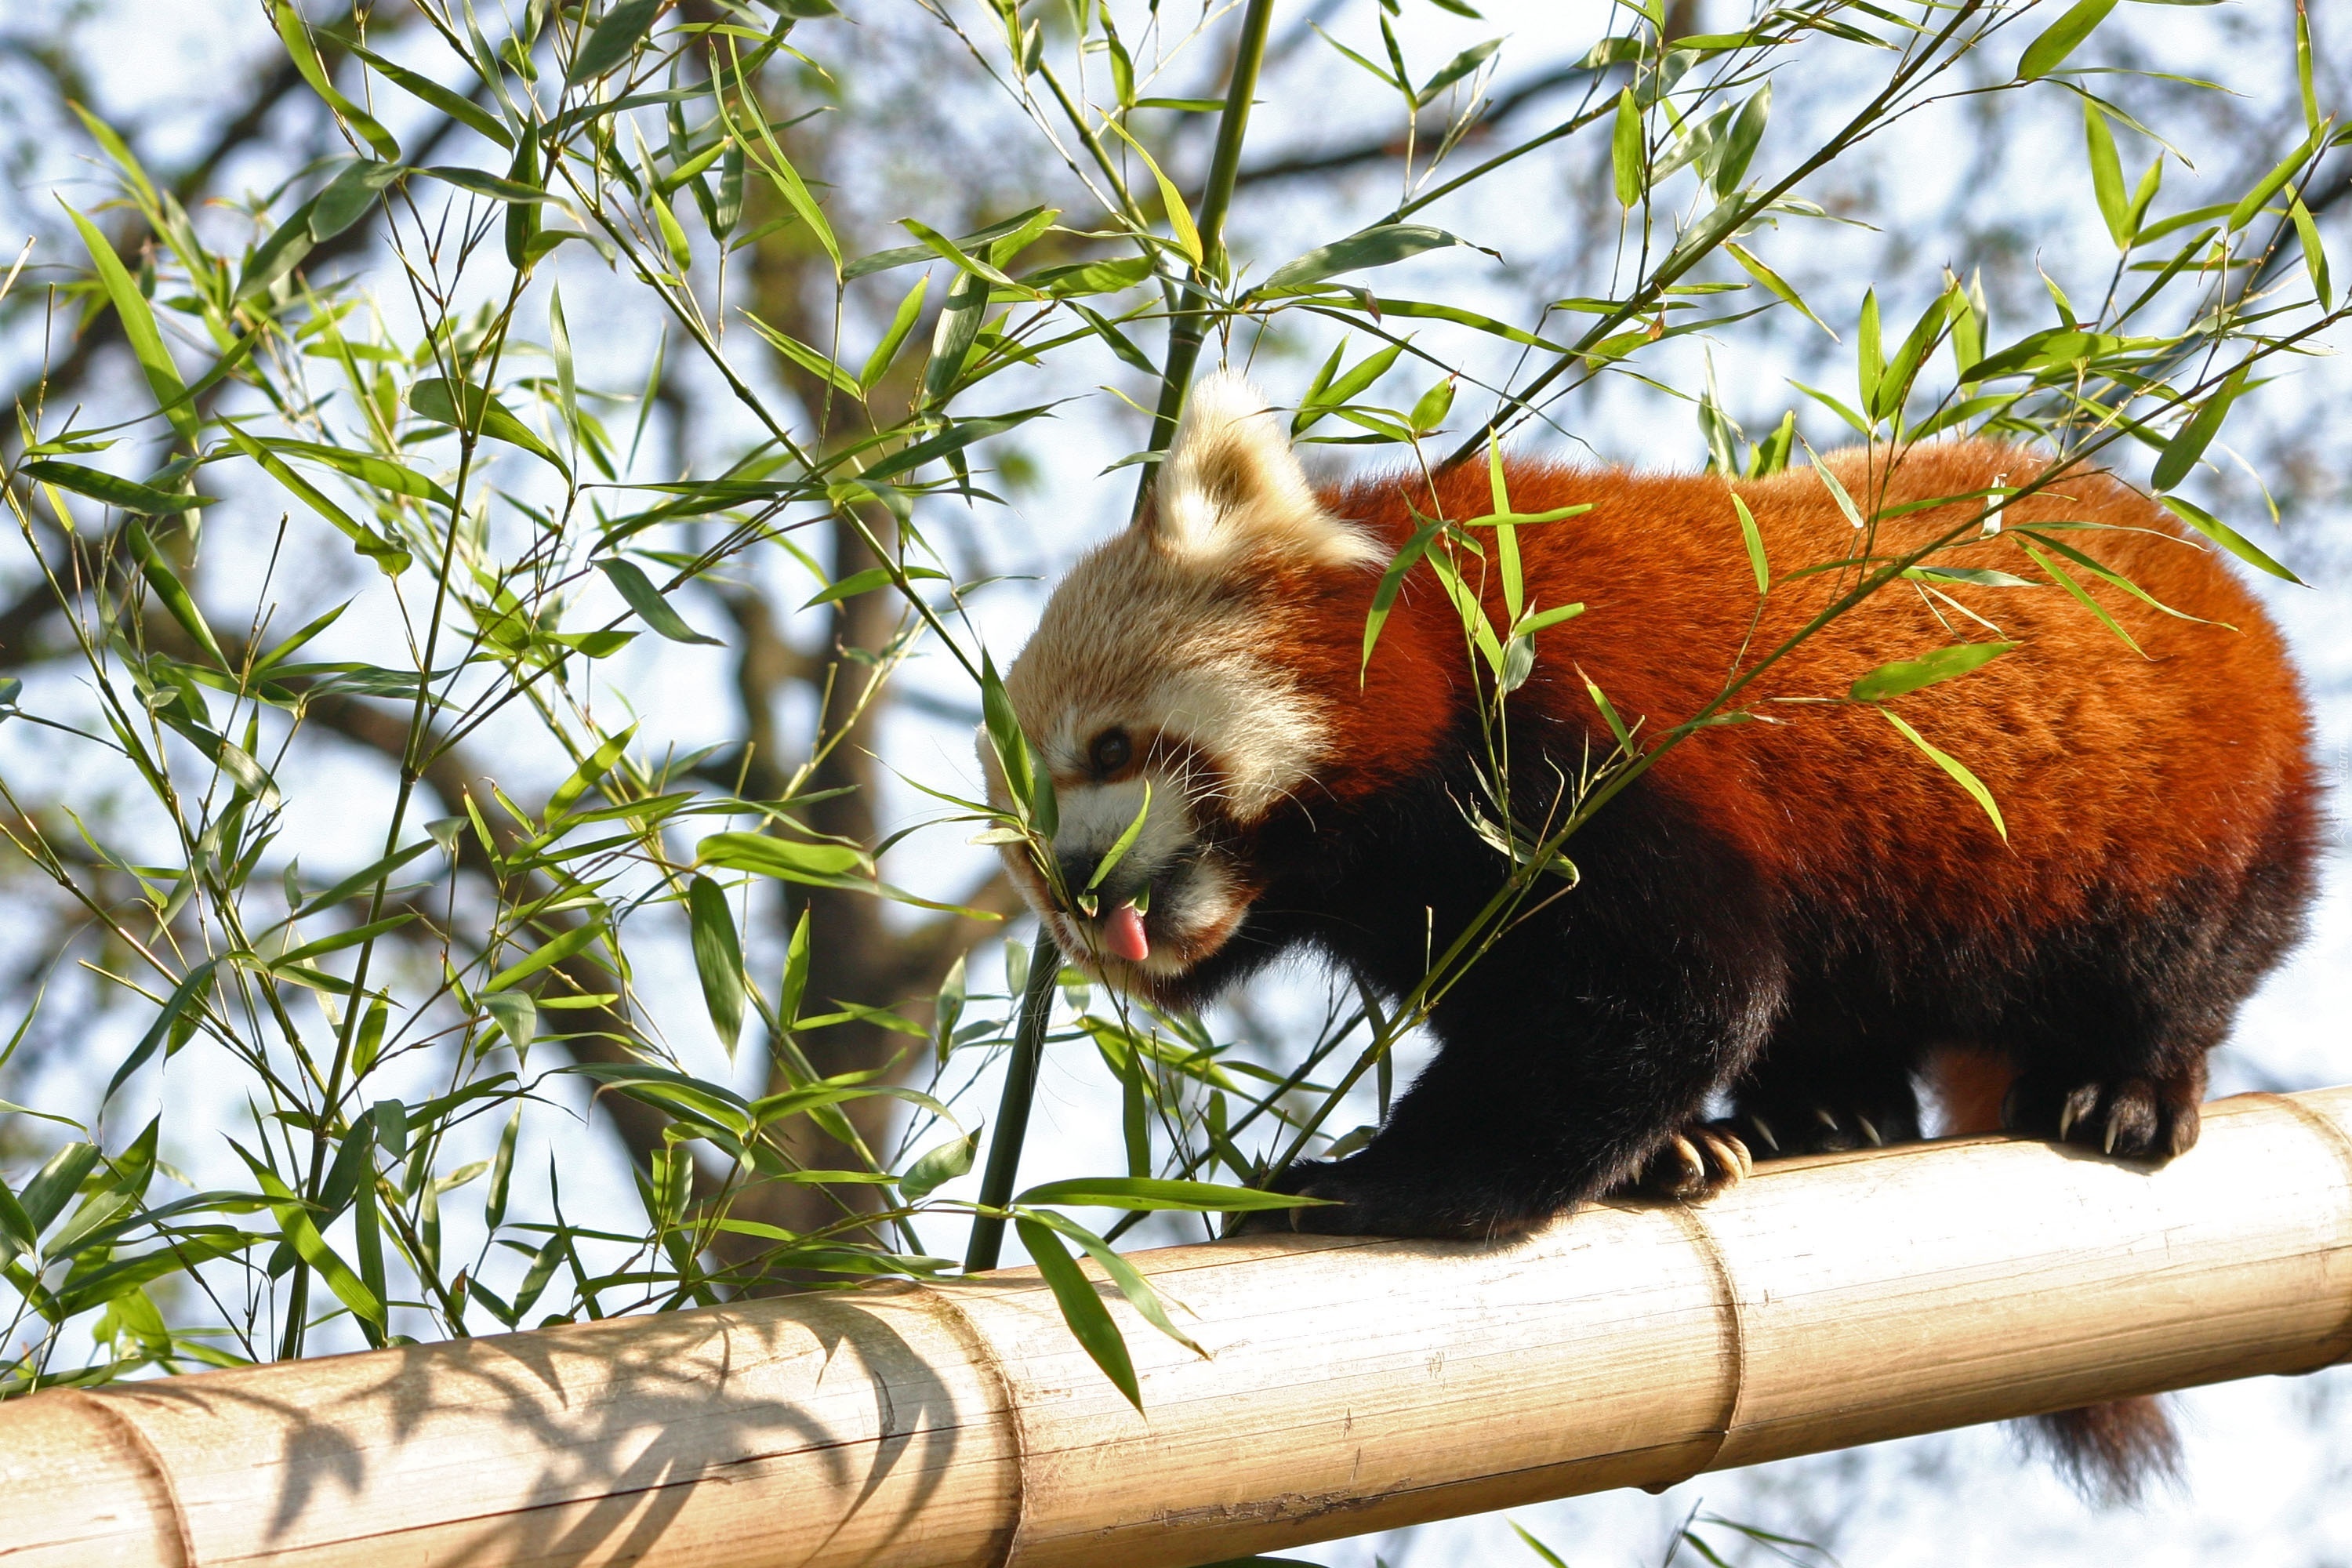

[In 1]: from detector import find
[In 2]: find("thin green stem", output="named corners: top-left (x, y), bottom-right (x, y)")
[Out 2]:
top-left (1132, 0), bottom-right (1279, 517)
top-left (963, 928), bottom-right (1059, 1273)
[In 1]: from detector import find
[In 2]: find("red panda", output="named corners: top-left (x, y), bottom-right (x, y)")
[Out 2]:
top-left (989, 371), bottom-right (2321, 1498)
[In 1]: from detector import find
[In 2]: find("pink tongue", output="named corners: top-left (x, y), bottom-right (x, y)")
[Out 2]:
top-left (1102, 902), bottom-right (1151, 964)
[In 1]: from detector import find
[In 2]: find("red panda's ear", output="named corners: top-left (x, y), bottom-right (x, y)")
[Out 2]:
top-left (1145, 371), bottom-right (1380, 568)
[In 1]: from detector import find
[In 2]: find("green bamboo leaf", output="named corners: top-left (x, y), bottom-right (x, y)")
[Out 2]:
top-left (1014, 1218), bottom-right (1141, 1408)
top-left (860, 273), bottom-right (929, 390)
top-left (125, 519), bottom-right (227, 666)
top-left (1724, 242), bottom-right (1837, 339)
top-left (1085, 782), bottom-right (1153, 895)
top-left (687, 874), bottom-right (746, 1056)
top-left (99, 964), bottom-right (219, 1109)
top-left (2016, 528), bottom-right (2227, 629)
top-left (568, 0), bottom-right (663, 85)
top-left (2159, 495), bottom-right (2303, 585)
top-left (310, 158), bottom-right (405, 242)
top-left (802, 565), bottom-right (886, 609)
top-left (67, 101), bottom-right (158, 209)
top-left (215, 736), bottom-right (280, 809)
top-left (243, 1152), bottom-right (383, 1323)
top-left (347, 41), bottom-right (514, 149)
top-left (1425, 546), bottom-right (1505, 677)
top-left (548, 286), bottom-right (581, 461)
top-left (1417, 37), bottom-right (1501, 107)
top-left (1798, 437), bottom-right (1866, 528)
top-left (1856, 289), bottom-right (1884, 419)
top-left (2016, 0), bottom-right (2118, 81)
top-left (1881, 708), bottom-right (2006, 843)
top-left (1296, 342), bottom-right (1407, 436)
top-left (2151, 362), bottom-right (2248, 492)
top-left (2291, 195), bottom-right (2332, 310)
top-left (1907, 565), bottom-right (2035, 588)
top-left (1072, 301), bottom-right (1152, 381)
top-left (1849, 641), bottom-right (2016, 703)
top-left (1512, 1522), bottom-right (1573, 1568)
top-left (1360, 514), bottom-right (1446, 682)
top-left (483, 923), bottom-right (604, 993)
top-left (249, 439), bottom-right (451, 509)
top-left (1876, 288), bottom-right (1956, 422)
top-left (1023, 1207), bottom-right (1207, 1359)
top-left (597, 557), bottom-right (722, 644)
top-left (484, 1109), bottom-right (521, 1232)
top-left (897, 217), bottom-right (1022, 289)
top-left (503, 125), bottom-right (543, 270)
top-left (2122, 153), bottom-right (2165, 245)
top-left (651, 187), bottom-right (693, 273)
top-left (1260, 223), bottom-right (1468, 292)
top-left (2020, 540), bottom-right (2143, 657)
top-left (846, 207), bottom-right (1056, 281)
top-left (900, 1131), bottom-right (978, 1203)
top-left (1101, 119), bottom-right (1200, 266)
top-left (922, 267), bottom-right (988, 407)
top-left (861, 405), bottom-right (1056, 484)
top-left (1611, 86), bottom-right (1644, 208)
top-left (314, 1116), bottom-right (375, 1225)
top-left (62, 203), bottom-right (196, 442)
top-left (273, 913), bottom-right (419, 968)
top-left (16, 1143), bottom-right (102, 1236)
top-left (408, 378), bottom-right (568, 473)
top-left (548, 727), bottom-right (635, 818)
top-left (1516, 602), bottom-right (1584, 637)
top-left (0, 1181), bottom-right (38, 1269)
top-left (2083, 103), bottom-right (2131, 249)
top-left (978, 648), bottom-right (1044, 826)
top-left (480, 992), bottom-right (537, 1056)
top-left (726, 60), bottom-right (840, 273)
top-left (1352, 297), bottom-right (1563, 350)
top-left (2226, 129), bottom-right (2320, 234)
top-left (1731, 492), bottom-right (1769, 593)
top-left (739, 310), bottom-right (861, 397)
top-left (696, 830), bottom-right (873, 886)
top-left (1023, 256), bottom-right (1155, 297)
top-left (1714, 81), bottom-right (1770, 196)
top-left (21, 462), bottom-right (209, 515)
top-left (417, 165), bottom-right (547, 205)
top-left (292, 839), bottom-right (437, 919)
top-left (1016, 1177), bottom-right (1329, 1213)
top-left (481, 993), bottom-right (536, 1054)
top-left (219, 423), bottom-right (412, 575)
top-left (235, 193), bottom-right (324, 301)
top-left (274, 1), bottom-right (400, 160)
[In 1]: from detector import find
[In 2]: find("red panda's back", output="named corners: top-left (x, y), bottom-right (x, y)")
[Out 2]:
top-left (1325, 442), bottom-right (2316, 938)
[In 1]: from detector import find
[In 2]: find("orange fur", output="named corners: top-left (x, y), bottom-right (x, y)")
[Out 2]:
top-left (1310, 442), bottom-right (2314, 938)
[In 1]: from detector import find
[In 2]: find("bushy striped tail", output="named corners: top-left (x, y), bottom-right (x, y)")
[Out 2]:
top-left (2023, 1397), bottom-right (2183, 1504)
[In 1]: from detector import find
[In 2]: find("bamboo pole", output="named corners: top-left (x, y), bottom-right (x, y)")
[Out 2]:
top-left (6, 1087), bottom-right (2351, 1568)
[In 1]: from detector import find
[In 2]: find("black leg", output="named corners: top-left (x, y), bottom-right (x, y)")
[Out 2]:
top-left (1728, 987), bottom-right (1925, 1160)
top-left (1257, 791), bottom-right (1789, 1239)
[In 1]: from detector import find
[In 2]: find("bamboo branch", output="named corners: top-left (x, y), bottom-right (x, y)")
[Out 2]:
top-left (1134, 0), bottom-right (1279, 514)
top-left (7, 1087), bottom-right (2350, 1568)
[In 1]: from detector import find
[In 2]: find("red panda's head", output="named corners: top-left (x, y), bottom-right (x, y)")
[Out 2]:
top-left (984, 372), bottom-right (1388, 1002)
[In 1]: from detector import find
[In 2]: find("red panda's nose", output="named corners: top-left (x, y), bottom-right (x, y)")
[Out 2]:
top-left (1054, 850), bottom-right (1100, 897)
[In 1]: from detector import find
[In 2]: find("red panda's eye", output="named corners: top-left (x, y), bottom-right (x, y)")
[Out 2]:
top-left (1089, 729), bottom-right (1134, 775)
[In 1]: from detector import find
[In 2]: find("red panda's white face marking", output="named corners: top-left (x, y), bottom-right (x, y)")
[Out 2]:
top-left (985, 372), bottom-right (1380, 997)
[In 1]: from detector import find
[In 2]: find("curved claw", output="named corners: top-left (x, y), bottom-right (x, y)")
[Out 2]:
top-left (1635, 1122), bottom-right (1753, 1201)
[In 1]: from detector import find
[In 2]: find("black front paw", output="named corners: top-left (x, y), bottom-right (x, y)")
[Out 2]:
top-left (1232, 1156), bottom-right (1549, 1240)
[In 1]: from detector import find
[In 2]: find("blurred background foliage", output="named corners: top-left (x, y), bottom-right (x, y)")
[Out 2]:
top-left (2, 0), bottom-right (2349, 1561)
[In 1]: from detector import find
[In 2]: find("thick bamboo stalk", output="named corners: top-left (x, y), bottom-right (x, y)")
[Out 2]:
top-left (6, 1088), bottom-right (2351, 1568)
